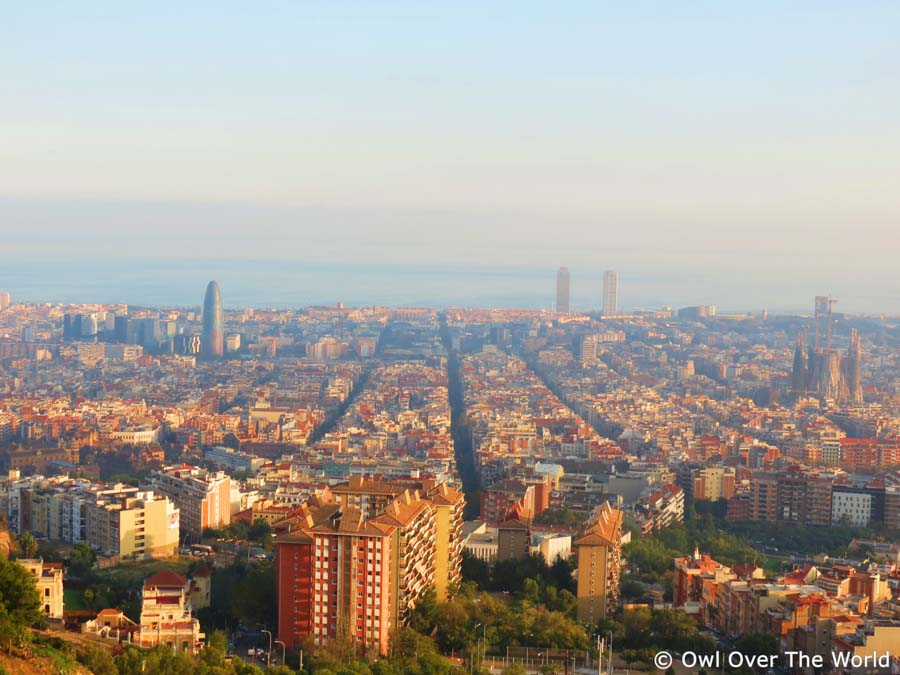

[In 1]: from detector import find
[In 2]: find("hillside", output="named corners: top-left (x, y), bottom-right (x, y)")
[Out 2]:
top-left (0, 650), bottom-right (92, 675)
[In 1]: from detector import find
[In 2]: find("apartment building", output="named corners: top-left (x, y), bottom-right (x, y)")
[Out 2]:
top-left (330, 476), bottom-right (465, 601)
top-left (428, 481), bottom-right (465, 600)
top-left (730, 470), bottom-right (894, 528)
top-left (480, 480), bottom-right (536, 526)
top-left (692, 466), bottom-right (736, 501)
top-left (275, 478), bottom-right (465, 656)
top-left (8, 477), bottom-right (178, 558)
top-left (85, 489), bottom-right (179, 558)
top-left (203, 445), bottom-right (266, 474)
top-left (497, 507), bottom-right (532, 561)
top-left (275, 498), bottom-right (395, 656)
top-left (574, 502), bottom-right (623, 622)
top-left (143, 465), bottom-right (230, 539)
top-left (734, 471), bottom-right (833, 526)
top-left (370, 490), bottom-right (436, 627)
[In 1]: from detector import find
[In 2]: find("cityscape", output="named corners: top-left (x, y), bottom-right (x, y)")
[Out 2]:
top-left (3, 3), bottom-right (900, 674)
top-left (0, 274), bottom-right (899, 674)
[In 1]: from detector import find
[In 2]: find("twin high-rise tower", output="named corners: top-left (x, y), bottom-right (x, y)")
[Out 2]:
top-left (602, 270), bottom-right (618, 317)
top-left (554, 267), bottom-right (618, 315)
top-left (556, 267), bottom-right (571, 313)
top-left (201, 280), bottom-right (224, 360)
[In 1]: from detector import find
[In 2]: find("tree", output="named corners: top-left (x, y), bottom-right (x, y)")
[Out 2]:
top-left (16, 532), bottom-right (38, 559)
top-left (198, 629), bottom-right (231, 673)
top-left (249, 519), bottom-right (272, 542)
top-left (78, 648), bottom-right (118, 675)
top-left (409, 587), bottom-right (439, 634)
top-left (265, 667), bottom-right (294, 675)
top-left (69, 541), bottom-right (97, 576)
top-left (233, 659), bottom-right (265, 675)
top-left (228, 520), bottom-right (250, 541)
top-left (735, 632), bottom-right (779, 673)
top-left (249, 519), bottom-right (274, 550)
top-left (207, 629), bottom-right (229, 653)
top-left (650, 609), bottom-right (704, 652)
top-left (231, 564), bottom-right (277, 628)
top-left (502, 664), bottom-right (527, 675)
top-left (619, 578), bottom-right (645, 600)
top-left (0, 556), bottom-right (43, 651)
top-left (371, 660), bottom-right (401, 675)
top-left (115, 645), bottom-right (196, 675)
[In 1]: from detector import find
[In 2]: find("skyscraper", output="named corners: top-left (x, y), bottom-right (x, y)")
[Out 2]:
top-left (0, 292), bottom-right (10, 310)
top-left (791, 331), bottom-right (807, 396)
top-left (201, 281), bottom-right (223, 360)
top-left (602, 270), bottom-right (618, 317)
top-left (845, 328), bottom-right (863, 405)
top-left (556, 266), bottom-right (570, 314)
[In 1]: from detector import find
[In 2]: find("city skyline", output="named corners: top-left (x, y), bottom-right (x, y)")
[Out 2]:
top-left (0, 259), bottom-right (895, 316)
top-left (1, 3), bottom-right (899, 672)
top-left (2, 271), bottom-right (899, 672)
top-left (2, 2), bottom-right (898, 314)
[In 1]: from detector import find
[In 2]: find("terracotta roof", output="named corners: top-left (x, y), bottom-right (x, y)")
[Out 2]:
top-left (144, 571), bottom-right (188, 589)
top-left (372, 491), bottom-right (431, 527)
top-left (574, 502), bottom-right (623, 547)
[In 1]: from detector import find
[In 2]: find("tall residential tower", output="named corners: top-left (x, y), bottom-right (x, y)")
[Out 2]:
top-left (556, 267), bottom-right (570, 314)
top-left (575, 502), bottom-right (623, 621)
top-left (602, 270), bottom-right (618, 317)
top-left (201, 281), bottom-right (223, 360)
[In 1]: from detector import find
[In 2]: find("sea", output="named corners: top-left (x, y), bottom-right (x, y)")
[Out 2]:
top-left (0, 259), bottom-right (895, 315)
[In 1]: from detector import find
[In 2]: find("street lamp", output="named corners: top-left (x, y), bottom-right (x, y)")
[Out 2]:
top-left (261, 629), bottom-right (273, 668)
top-left (274, 640), bottom-right (286, 667)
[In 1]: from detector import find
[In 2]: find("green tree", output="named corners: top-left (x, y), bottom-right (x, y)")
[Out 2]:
top-left (0, 556), bottom-right (43, 651)
top-left (501, 663), bottom-right (527, 675)
top-left (264, 667), bottom-right (294, 675)
top-left (735, 632), bottom-right (779, 672)
top-left (409, 587), bottom-right (439, 634)
top-left (249, 518), bottom-right (272, 542)
top-left (115, 645), bottom-right (196, 675)
top-left (16, 532), bottom-right (38, 559)
top-left (198, 629), bottom-right (231, 673)
top-left (78, 648), bottom-right (118, 675)
top-left (232, 564), bottom-right (277, 627)
top-left (233, 659), bottom-right (265, 675)
top-left (620, 578), bottom-right (645, 600)
top-left (69, 542), bottom-right (97, 576)
top-left (228, 520), bottom-right (250, 541)
top-left (371, 660), bottom-right (400, 675)
top-left (620, 607), bottom-right (653, 649)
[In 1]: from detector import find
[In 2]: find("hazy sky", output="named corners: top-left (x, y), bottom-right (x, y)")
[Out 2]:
top-left (1, 2), bottom-right (899, 311)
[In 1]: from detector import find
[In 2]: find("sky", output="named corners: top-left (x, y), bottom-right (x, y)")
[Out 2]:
top-left (1, 2), bottom-right (899, 312)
